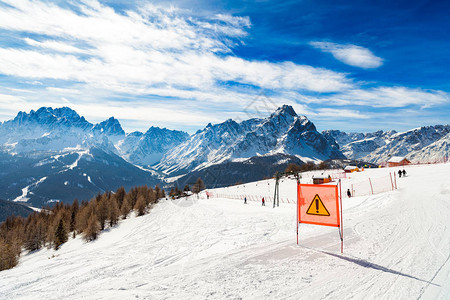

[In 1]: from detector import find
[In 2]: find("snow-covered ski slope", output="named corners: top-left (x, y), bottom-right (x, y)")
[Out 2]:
top-left (1, 163), bottom-right (450, 299)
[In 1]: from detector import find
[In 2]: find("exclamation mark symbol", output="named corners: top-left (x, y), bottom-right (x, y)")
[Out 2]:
top-left (316, 199), bottom-right (319, 213)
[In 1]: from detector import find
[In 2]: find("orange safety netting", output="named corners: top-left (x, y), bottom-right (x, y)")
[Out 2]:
top-left (298, 184), bottom-right (340, 227)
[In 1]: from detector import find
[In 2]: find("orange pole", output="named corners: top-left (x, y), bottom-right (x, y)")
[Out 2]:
top-left (340, 179), bottom-right (343, 254)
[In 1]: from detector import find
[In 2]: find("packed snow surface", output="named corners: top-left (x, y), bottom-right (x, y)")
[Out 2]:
top-left (1, 164), bottom-right (449, 299)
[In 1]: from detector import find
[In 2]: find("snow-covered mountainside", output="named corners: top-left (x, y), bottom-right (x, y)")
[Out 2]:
top-left (117, 126), bottom-right (189, 167)
top-left (0, 107), bottom-right (184, 206)
top-left (322, 130), bottom-right (397, 160)
top-left (157, 105), bottom-right (344, 175)
top-left (0, 147), bottom-right (160, 207)
top-left (363, 125), bottom-right (450, 163)
top-left (2, 163), bottom-right (449, 298)
top-left (0, 107), bottom-right (114, 154)
top-left (408, 132), bottom-right (450, 163)
top-left (93, 117), bottom-right (126, 143)
top-left (322, 129), bottom-right (397, 147)
top-left (323, 126), bottom-right (450, 163)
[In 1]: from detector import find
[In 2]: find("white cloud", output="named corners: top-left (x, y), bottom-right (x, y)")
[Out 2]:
top-left (314, 108), bottom-right (369, 119)
top-left (326, 87), bottom-right (449, 108)
top-left (214, 14), bottom-right (251, 28)
top-left (0, 0), bottom-right (351, 98)
top-left (310, 41), bottom-right (383, 68)
top-left (24, 38), bottom-right (92, 54)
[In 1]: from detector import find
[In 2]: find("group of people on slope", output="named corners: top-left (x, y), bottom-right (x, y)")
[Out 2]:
top-left (243, 196), bottom-right (265, 206)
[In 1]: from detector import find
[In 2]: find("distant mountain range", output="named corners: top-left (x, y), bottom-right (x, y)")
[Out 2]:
top-left (0, 107), bottom-right (166, 207)
top-left (156, 105), bottom-right (344, 175)
top-left (0, 105), bottom-right (448, 209)
top-left (323, 126), bottom-right (450, 163)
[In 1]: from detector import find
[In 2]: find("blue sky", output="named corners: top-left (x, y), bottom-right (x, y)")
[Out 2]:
top-left (0, 0), bottom-right (448, 134)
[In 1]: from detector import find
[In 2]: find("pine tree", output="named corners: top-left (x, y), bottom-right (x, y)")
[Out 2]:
top-left (70, 199), bottom-right (79, 235)
top-left (84, 213), bottom-right (100, 241)
top-left (97, 194), bottom-right (109, 231)
top-left (109, 195), bottom-right (120, 227)
top-left (54, 218), bottom-right (68, 250)
top-left (0, 238), bottom-right (19, 271)
top-left (75, 205), bottom-right (93, 234)
top-left (24, 215), bottom-right (46, 252)
top-left (70, 210), bottom-right (77, 239)
top-left (134, 195), bottom-right (147, 216)
top-left (148, 189), bottom-right (157, 205)
top-left (116, 186), bottom-right (126, 208)
top-left (128, 187), bottom-right (139, 208)
top-left (155, 185), bottom-right (163, 199)
top-left (192, 177), bottom-right (205, 193)
top-left (121, 195), bottom-right (131, 219)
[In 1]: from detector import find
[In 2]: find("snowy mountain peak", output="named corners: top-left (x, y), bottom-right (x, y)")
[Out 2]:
top-left (94, 117), bottom-right (125, 136)
top-left (156, 105), bottom-right (344, 175)
top-left (289, 116), bottom-right (316, 134)
top-left (271, 104), bottom-right (297, 118)
top-left (117, 126), bottom-right (190, 167)
top-left (11, 106), bottom-right (91, 130)
top-left (144, 126), bottom-right (189, 139)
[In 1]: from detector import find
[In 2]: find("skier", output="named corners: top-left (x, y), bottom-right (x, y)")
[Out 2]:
top-left (402, 169), bottom-right (406, 177)
top-left (262, 197), bottom-right (265, 206)
top-left (347, 189), bottom-right (351, 198)
top-left (398, 170), bottom-right (402, 178)
top-left (244, 197), bottom-right (247, 204)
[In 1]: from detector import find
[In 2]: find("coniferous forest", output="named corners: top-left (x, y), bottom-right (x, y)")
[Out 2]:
top-left (0, 185), bottom-right (164, 271)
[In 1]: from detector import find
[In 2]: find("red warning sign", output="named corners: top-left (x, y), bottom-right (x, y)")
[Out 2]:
top-left (298, 184), bottom-right (340, 227)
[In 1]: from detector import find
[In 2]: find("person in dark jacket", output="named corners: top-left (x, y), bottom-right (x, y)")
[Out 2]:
top-left (347, 189), bottom-right (351, 198)
top-left (402, 169), bottom-right (406, 177)
top-left (398, 170), bottom-right (402, 178)
top-left (244, 197), bottom-right (247, 204)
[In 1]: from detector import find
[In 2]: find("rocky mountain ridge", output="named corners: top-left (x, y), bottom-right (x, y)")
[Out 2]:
top-left (156, 105), bottom-right (344, 175)
top-left (323, 126), bottom-right (450, 163)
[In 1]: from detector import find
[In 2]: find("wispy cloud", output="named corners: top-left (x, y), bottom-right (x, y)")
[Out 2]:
top-left (310, 41), bottom-right (383, 68)
top-left (0, 0), bottom-right (351, 95)
top-left (314, 108), bottom-right (369, 119)
top-left (23, 38), bottom-right (92, 54)
top-left (314, 86), bottom-right (449, 108)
